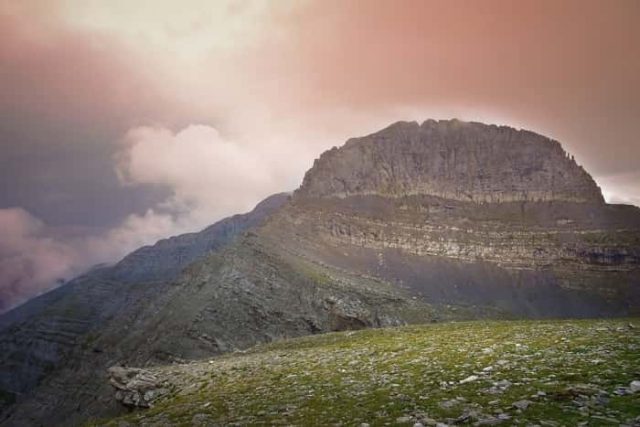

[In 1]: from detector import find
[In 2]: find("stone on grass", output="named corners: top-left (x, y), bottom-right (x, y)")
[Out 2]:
top-left (460, 375), bottom-right (479, 384)
top-left (512, 400), bottom-right (532, 410)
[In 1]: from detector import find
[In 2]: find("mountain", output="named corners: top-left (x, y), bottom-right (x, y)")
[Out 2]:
top-left (299, 119), bottom-right (604, 203)
top-left (1, 119), bottom-right (639, 426)
top-left (0, 193), bottom-right (289, 424)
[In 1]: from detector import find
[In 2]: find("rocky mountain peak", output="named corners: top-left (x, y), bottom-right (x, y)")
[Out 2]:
top-left (1, 120), bottom-right (638, 427)
top-left (297, 119), bottom-right (604, 204)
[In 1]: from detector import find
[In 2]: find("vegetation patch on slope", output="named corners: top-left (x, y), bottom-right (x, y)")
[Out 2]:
top-left (95, 319), bottom-right (640, 426)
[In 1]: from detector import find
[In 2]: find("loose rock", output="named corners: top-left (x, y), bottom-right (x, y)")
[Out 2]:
top-left (512, 400), bottom-right (532, 411)
top-left (460, 375), bottom-right (479, 384)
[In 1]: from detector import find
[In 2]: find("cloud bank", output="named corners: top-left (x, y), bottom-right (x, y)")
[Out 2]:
top-left (0, 208), bottom-right (77, 311)
top-left (117, 125), bottom-right (276, 223)
top-left (0, 123), bottom-right (299, 312)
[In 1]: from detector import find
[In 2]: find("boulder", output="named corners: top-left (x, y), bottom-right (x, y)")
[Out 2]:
top-left (108, 366), bottom-right (168, 408)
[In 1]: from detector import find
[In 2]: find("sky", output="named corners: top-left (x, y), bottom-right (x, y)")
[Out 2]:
top-left (1, 0), bottom-right (639, 311)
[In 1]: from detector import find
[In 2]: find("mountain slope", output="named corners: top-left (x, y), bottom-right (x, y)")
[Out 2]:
top-left (1, 119), bottom-right (639, 426)
top-left (0, 193), bottom-right (288, 424)
top-left (96, 318), bottom-right (640, 426)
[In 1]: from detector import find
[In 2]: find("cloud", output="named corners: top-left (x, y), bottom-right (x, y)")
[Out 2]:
top-left (0, 206), bottom-right (177, 312)
top-left (0, 208), bottom-right (77, 312)
top-left (597, 172), bottom-right (640, 207)
top-left (0, 123), bottom-right (301, 312)
top-left (0, 7), bottom-right (176, 130)
top-left (115, 124), bottom-right (286, 228)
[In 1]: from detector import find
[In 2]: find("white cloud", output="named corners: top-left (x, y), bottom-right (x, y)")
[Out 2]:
top-left (0, 208), bottom-right (78, 311)
top-left (0, 205), bottom-right (199, 312)
top-left (115, 124), bottom-right (285, 229)
top-left (597, 171), bottom-right (640, 207)
top-left (0, 123), bottom-right (304, 312)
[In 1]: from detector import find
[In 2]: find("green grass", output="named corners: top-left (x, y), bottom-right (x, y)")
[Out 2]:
top-left (93, 319), bottom-right (640, 426)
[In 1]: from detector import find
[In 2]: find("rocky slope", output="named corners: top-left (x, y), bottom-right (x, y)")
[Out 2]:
top-left (1, 119), bottom-right (639, 426)
top-left (95, 319), bottom-right (640, 426)
top-left (0, 193), bottom-right (288, 424)
top-left (108, 192), bottom-right (289, 284)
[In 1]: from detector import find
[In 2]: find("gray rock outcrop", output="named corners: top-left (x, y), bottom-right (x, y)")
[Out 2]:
top-left (298, 120), bottom-right (604, 204)
top-left (108, 367), bottom-right (168, 408)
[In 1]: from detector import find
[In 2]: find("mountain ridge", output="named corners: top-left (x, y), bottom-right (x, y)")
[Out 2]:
top-left (0, 193), bottom-right (289, 424)
top-left (1, 119), bottom-right (639, 426)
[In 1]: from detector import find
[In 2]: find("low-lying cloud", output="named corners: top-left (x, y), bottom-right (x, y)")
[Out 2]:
top-left (0, 124), bottom-right (302, 312)
top-left (117, 125), bottom-right (277, 225)
top-left (0, 208), bottom-right (77, 312)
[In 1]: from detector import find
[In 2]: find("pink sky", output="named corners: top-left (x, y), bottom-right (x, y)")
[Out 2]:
top-left (1, 0), bottom-right (639, 310)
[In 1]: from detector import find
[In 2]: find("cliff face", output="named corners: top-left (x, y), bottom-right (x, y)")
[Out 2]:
top-left (1, 120), bottom-right (639, 426)
top-left (268, 194), bottom-right (640, 316)
top-left (286, 121), bottom-right (637, 315)
top-left (298, 120), bottom-right (604, 203)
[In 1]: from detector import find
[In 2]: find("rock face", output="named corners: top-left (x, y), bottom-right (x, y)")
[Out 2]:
top-left (286, 120), bottom-right (639, 316)
top-left (299, 120), bottom-right (604, 203)
top-left (0, 119), bottom-right (639, 426)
